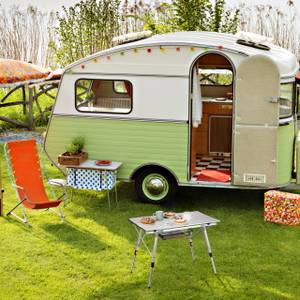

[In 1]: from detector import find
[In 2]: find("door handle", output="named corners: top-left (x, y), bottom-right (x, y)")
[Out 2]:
top-left (265, 96), bottom-right (278, 103)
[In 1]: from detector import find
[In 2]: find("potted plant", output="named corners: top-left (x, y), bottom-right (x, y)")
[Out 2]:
top-left (58, 136), bottom-right (88, 166)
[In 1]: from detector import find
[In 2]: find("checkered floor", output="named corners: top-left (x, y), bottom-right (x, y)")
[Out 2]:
top-left (192, 155), bottom-right (231, 180)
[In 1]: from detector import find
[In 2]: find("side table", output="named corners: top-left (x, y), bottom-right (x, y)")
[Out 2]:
top-left (66, 160), bottom-right (122, 209)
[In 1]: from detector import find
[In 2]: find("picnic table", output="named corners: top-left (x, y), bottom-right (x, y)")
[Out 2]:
top-left (129, 211), bottom-right (219, 288)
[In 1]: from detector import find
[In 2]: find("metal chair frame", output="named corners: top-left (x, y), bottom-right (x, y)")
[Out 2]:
top-left (4, 141), bottom-right (66, 225)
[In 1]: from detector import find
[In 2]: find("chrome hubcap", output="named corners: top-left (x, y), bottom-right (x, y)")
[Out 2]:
top-left (142, 173), bottom-right (169, 201)
top-left (145, 178), bottom-right (165, 195)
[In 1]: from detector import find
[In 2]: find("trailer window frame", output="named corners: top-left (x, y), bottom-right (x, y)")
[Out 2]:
top-left (75, 78), bottom-right (133, 115)
top-left (279, 82), bottom-right (295, 120)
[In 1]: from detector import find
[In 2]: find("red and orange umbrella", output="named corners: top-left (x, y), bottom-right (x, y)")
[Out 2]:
top-left (0, 59), bottom-right (50, 87)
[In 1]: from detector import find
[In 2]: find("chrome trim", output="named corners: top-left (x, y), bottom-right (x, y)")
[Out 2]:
top-left (144, 177), bottom-right (166, 195)
top-left (279, 116), bottom-right (294, 125)
top-left (179, 181), bottom-right (288, 189)
top-left (281, 76), bottom-right (298, 82)
top-left (50, 113), bottom-right (188, 124)
top-left (68, 72), bottom-right (189, 78)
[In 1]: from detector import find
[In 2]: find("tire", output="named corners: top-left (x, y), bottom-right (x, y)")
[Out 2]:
top-left (135, 167), bottom-right (177, 204)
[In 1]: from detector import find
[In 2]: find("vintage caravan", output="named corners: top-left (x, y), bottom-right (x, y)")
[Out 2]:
top-left (45, 31), bottom-right (299, 203)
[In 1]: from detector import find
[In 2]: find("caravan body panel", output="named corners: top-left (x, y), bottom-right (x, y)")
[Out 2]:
top-left (45, 116), bottom-right (189, 182)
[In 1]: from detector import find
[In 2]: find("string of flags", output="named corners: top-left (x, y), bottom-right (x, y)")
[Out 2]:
top-left (75, 45), bottom-right (224, 71)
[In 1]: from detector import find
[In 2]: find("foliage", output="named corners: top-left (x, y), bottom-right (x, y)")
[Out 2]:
top-left (53, 0), bottom-right (239, 64)
top-left (174, 0), bottom-right (212, 31)
top-left (86, 90), bottom-right (94, 100)
top-left (53, 0), bottom-right (120, 66)
top-left (174, 0), bottom-right (239, 33)
top-left (2, 0), bottom-right (300, 68)
top-left (138, 3), bottom-right (178, 34)
top-left (34, 111), bottom-right (51, 128)
top-left (140, 0), bottom-right (239, 35)
top-left (66, 136), bottom-right (85, 154)
top-left (0, 150), bottom-right (299, 299)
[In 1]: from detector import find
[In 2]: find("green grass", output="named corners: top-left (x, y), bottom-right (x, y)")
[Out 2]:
top-left (0, 146), bottom-right (299, 300)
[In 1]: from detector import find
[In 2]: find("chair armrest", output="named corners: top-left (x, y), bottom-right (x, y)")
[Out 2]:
top-left (11, 184), bottom-right (35, 205)
top-left (12, 183), bottom-right (25, 190)
top-left (48, 179), bottom-right (67, 187)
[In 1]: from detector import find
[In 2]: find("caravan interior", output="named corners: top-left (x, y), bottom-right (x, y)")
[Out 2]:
top-left (191, 53), bottom-right (234, 183)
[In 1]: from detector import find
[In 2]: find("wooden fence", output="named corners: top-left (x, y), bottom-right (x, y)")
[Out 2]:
top-left (0, 80), bottom-right (59, 129)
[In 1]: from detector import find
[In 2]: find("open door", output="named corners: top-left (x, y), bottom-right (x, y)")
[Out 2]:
top-left (233, 55), bottom-right (280, 186)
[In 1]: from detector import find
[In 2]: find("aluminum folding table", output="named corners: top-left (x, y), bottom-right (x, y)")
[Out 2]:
top-left (129, 211), bottom-right (219, 288)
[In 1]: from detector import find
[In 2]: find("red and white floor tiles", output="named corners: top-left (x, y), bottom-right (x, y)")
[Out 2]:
top-left (192, 155), bottom-right (231, 182)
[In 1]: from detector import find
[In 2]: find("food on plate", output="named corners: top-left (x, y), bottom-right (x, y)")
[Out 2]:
top-left (163, 211), bottom-right (175, 218)
top-left (175, 217), bottom-right (187, 224)
top-left (140, 217), bottom-right (155, 224)
top-left (174, 214), bottom-right (187, 224)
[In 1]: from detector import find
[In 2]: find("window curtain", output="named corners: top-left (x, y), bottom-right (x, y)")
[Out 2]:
top-left (124, 81), bottom-right (132, 97)
top-left (192, 66), bottom-right (202, 128)
top-left (92, 80), bottom-right (101, 96)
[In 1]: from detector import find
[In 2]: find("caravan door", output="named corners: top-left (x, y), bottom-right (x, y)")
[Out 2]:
top-left (233, 55), bottom-right (280, 186)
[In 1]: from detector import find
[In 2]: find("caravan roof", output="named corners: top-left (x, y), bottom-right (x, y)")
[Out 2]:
top-left (66, 31), bottom-right (298, 79)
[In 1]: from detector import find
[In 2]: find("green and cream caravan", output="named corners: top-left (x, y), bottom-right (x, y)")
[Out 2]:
top-left (45, 31), bottom-right (299, 203)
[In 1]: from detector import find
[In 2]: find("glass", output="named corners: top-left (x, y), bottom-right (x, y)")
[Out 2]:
top-left (75, 79), bottom-right (132, 114)
top-left (279, 83), bottom-right (294, 119)
top-left (199, 69), bottom-right (233, 86)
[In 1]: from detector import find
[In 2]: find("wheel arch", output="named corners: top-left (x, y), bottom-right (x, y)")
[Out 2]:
top-left (130, 163), bottom-right (179, 185)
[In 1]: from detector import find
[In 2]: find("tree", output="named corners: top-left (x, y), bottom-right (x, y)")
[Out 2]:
top-left (174, 0), bottom-right (212, 31)
top-left (174, 0), bottom-right (239, 33)
top-left (0, 4), bottom-right (55, 67)
top-left (53, 0), bottom-right (120, 66)
top-left (142, 0), bottom-right (239, 35)
top-left (142, 2), bottom-right (178, 34)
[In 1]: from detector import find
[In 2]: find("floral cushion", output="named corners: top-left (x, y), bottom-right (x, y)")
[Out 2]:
top-left (264, 190), bottom-right (300, 226)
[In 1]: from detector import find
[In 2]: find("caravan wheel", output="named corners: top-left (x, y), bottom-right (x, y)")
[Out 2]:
top-left (135, 168), bottom-right (177, 204)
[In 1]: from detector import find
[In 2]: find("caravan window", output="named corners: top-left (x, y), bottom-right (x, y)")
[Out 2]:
top-left (199, 69), bottom-right (233, 86)
top-left (75, 79), bottom-right (132, 114)
top-left (279, 83), bottom-right (294, 119)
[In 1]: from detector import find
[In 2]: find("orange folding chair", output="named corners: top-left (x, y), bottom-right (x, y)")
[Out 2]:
top-left (4, 139), bottom-right (65, 224)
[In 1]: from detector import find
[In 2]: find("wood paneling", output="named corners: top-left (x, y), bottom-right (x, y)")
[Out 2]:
top-left (198, 53), bottom-right (232, 68)
top-left (191, 102), bottom-right (232, 172)
top-left (209, 116), bottom-right (232, 153)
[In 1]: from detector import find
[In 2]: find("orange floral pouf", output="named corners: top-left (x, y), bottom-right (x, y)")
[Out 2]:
top-left (264, 190), bottom-right (300, 226)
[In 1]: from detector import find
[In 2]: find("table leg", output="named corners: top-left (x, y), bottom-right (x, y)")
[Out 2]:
top-left (201, 226), bottom-right (217, 274)
top-left (114, 184), bottom-right (118, 207)
top-left (130, 229), bottom-right (143, 273)
top-left (107, 190), bottom-right (111, 210)
top-left (148, 232), bottom-right (159, 288)
top-left (188, 231), bottom-right (195, 261)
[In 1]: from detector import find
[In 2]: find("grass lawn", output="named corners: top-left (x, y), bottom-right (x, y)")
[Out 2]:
top-left (0, 146), bottom-right (299, 300)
